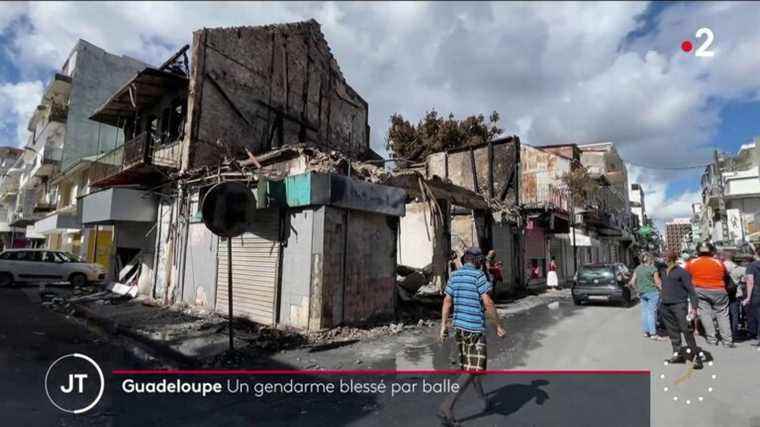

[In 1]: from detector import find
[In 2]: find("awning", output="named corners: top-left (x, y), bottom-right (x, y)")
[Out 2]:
top-left (90, 67), bottom-right (188, 127)
top-left (80, 188), bottom-right (157, 225)
top-left (0, 224), bottom-right (24, 233)
top-left (382, 172), bottom-right (489, 210)
top-left (34, 211), bottom-right (80, 234)
top-left (25, 224), bottom-right (46, 240)
top-left (556, 228), bottom-right (600, 247)
top-left (10, 217), bottom-right (35, 228)
top-left (529, 211), bottom-right (570, 233)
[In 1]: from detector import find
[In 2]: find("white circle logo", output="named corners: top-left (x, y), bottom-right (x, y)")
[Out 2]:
top-left (44, 353), bottom-right (105, 414)
top-left (657, 349), bottom-right (718, 405)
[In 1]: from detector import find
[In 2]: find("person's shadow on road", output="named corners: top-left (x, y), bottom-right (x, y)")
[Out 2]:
top-left (459, 379), bottom-right (550, 423)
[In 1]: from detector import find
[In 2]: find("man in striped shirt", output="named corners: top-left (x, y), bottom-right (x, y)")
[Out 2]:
top-left (438, 246), bottom-right (505, 426)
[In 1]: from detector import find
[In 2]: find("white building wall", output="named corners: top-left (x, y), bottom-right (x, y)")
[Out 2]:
top-left (398, 202), bottom-right (434, 269)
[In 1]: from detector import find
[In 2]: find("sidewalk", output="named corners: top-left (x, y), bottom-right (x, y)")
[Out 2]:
top-left (41, 285), bottom-right (572, 369)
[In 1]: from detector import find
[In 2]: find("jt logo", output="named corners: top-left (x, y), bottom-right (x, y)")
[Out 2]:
top-left (60, 374), bottom-right (89, 393)
top-left (46, 354), bottom-right (105, 414)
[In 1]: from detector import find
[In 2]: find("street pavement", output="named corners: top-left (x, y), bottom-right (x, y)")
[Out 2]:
top-left (0, 285), bottom-right (166, 426)
top-left (2, 285), bottom-right (759, 426)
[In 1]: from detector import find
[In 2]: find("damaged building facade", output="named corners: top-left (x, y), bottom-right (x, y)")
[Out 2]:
top-left (77, 20), bottom-right (411, 331)
top-left (0, 19), bottom-right (644, 334)
top-left (395, 137), bottom-right (523, 296)
top-left (520, 142), bottom-right (635, 283)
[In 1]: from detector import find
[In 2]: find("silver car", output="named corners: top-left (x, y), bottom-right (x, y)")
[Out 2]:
top-left (0, 248), bottom-right (107, 287)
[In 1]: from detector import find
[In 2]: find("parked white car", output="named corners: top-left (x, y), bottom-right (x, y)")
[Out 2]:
top-left (0, 248), bottom-right (107, 287)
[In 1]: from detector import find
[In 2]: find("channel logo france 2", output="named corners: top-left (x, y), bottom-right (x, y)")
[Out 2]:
top-left (681, 27), bottom-right (715, 58)
top-left (45, 353), bottom-right (105, 414)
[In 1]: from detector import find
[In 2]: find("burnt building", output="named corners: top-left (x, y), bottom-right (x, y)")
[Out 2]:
top-left (79, 20), bottom-right (404, 331)
top-left (395, 136), bottom-right (523, 295)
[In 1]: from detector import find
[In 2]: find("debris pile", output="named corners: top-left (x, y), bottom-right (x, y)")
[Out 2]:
top-left (396, 263), bottom-right (444, 304)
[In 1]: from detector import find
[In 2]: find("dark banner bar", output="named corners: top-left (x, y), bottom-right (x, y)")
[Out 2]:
top-left (107, 370), bottom-right (650, 426)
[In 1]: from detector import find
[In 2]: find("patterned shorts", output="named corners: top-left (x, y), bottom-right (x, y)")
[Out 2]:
top-left (455, 328), bottom-right (487, 371)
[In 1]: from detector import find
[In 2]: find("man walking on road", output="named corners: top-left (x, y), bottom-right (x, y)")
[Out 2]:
top-left (743, 246), bottom-right (760, 347)
top-left (439, 246), bottom-right (506, 426)
top-left (686, 242), bottom-right (734, 347)
top-left (629, 253), bottom-right (664, 340)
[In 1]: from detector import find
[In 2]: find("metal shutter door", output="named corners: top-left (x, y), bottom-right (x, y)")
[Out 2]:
top-left (216, 208), bottom-right (280, 325)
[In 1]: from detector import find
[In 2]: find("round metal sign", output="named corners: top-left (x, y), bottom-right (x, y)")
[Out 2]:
top-left (201, 182), bottom-right (256, 238)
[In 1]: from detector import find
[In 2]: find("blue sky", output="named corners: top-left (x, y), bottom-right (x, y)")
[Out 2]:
top-left (1, 1), bottom-right (760, 230)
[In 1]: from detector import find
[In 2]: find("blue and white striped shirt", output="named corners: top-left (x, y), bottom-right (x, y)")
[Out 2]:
top-left (445, 263), bottom-right (492, 333)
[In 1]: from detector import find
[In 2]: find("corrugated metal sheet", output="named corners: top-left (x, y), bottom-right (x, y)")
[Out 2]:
top-left (216, 208), bottom-right (280, 325)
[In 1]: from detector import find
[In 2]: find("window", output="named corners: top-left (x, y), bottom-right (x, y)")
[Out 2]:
top-left (0, 252), bottom-right (13, 260)
top-left (10, 251), bottom-right (43, 262)
top-left (147, 115), bottom-right (159, 134)
top-left (578, 266), bottom-right (614, 281)
top-left (160, 107), bottom-right (171, 143)
top-left (169, 98), bottom-right (186, 142)
top-left (124, 120), bottom-right (135, 141)
top-left (58, 252), bottom-right (83, 263)
top-left (43, 252), bottom-right (59, 263)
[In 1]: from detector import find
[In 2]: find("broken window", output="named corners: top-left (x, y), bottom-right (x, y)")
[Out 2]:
top-left (169, 98), bottom-right (186, 142)
top-left (147, 114), bottom-right (161, 145)
top-left (160, 107), bottom-right (171, 144)
top-left (147, 115), bottom-right (159, 134)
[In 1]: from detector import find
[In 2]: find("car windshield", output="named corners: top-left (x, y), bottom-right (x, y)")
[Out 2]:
top-left (578, 266), bottom-right (614, 280)
top-left (58, 252), bottom-right (84, 263)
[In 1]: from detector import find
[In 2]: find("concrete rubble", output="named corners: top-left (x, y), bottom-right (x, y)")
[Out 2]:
top-left (38, 282), bottom-right (441, 367)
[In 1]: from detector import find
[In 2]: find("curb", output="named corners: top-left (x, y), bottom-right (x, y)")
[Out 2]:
top-left (72, 302), bottom-right (199, 368)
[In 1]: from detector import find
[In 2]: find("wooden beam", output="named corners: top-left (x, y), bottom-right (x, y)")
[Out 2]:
top-left (488, 141), bottom-right (494, 198)
top-left (204, 72), bottom-right (252, 127)
top-left (469, 147), bottom-right (479, 194)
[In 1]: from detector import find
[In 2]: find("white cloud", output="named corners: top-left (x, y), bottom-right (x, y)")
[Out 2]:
top-left (1, 2), bottom-right (760, 228)
top-left (627, 164), bottom-right (700, 231)
top-left (0, 80), bottom-right (44, 147)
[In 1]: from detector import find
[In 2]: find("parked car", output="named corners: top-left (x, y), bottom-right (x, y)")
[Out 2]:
top-left (571, 263), bottom-right (636, 306)
top-left (0, 248), bottom-right (107, 287)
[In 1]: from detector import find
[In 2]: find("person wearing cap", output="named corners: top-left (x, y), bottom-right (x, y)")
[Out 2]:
top-left (439, 246), bottom-right (506, 426)
top-left (661, 250), bottom-right (702, 369)
top-left (685, 241), bottom-right (734, 347)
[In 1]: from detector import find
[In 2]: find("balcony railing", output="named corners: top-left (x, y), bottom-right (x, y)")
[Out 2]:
top-left (123, 131), bottom-right (182, 169)
top-left (91, 131), bottom-right (181, 186)
top-left (521, 184), bottom-right (570, 211)
top-left (89, 145), bottom-right (124, 184)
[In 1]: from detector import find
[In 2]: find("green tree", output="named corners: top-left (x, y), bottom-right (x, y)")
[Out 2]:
top-left (386, 110), bottom-right (502, 162)
top-left (560, 167), bottom-right (600, 206)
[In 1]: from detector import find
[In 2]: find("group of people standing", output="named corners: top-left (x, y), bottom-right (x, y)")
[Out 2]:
top-left (630, 242), bottom-right (760, 368)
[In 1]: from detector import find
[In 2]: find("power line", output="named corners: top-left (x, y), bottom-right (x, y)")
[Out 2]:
top-left (624, 161), bottom-right (711, 171)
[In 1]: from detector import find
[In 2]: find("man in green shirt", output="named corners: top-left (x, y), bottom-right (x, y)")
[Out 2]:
top-left (629, 253), bottom-right (663, 339)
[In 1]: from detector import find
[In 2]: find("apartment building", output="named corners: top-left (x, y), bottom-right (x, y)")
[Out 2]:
top-left (0, 147), bottom-right (24, 249)
top-left (698, 141), bottom-right (760, 248)
top-left (8, 40), bottom-right (145, 263)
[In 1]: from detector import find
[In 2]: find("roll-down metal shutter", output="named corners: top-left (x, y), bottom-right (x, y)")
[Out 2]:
top-left (216, 208), bottom-right (280, 325)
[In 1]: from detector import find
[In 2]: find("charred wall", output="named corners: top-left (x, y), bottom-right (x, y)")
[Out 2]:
top-left (425, 137), bottom-right (519, 205)
top-left (183, 20), bottom-right (370, 171)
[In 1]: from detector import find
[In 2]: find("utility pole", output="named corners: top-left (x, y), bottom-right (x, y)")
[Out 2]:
top-left (570, 188), bottom-right (578, 275)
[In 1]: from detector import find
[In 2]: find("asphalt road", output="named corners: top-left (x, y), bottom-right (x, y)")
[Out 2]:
top-left (3, 286), bottom-right (759, 426)
top-left (0, 286), bottom-right (160, 427)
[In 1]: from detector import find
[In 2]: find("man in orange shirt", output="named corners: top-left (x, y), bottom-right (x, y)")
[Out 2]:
top-left (685, 241), bottom-right (734, 347)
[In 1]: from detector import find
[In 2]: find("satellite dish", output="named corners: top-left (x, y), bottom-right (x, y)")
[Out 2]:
top-left (201, 181), bottom-right (256, 238)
